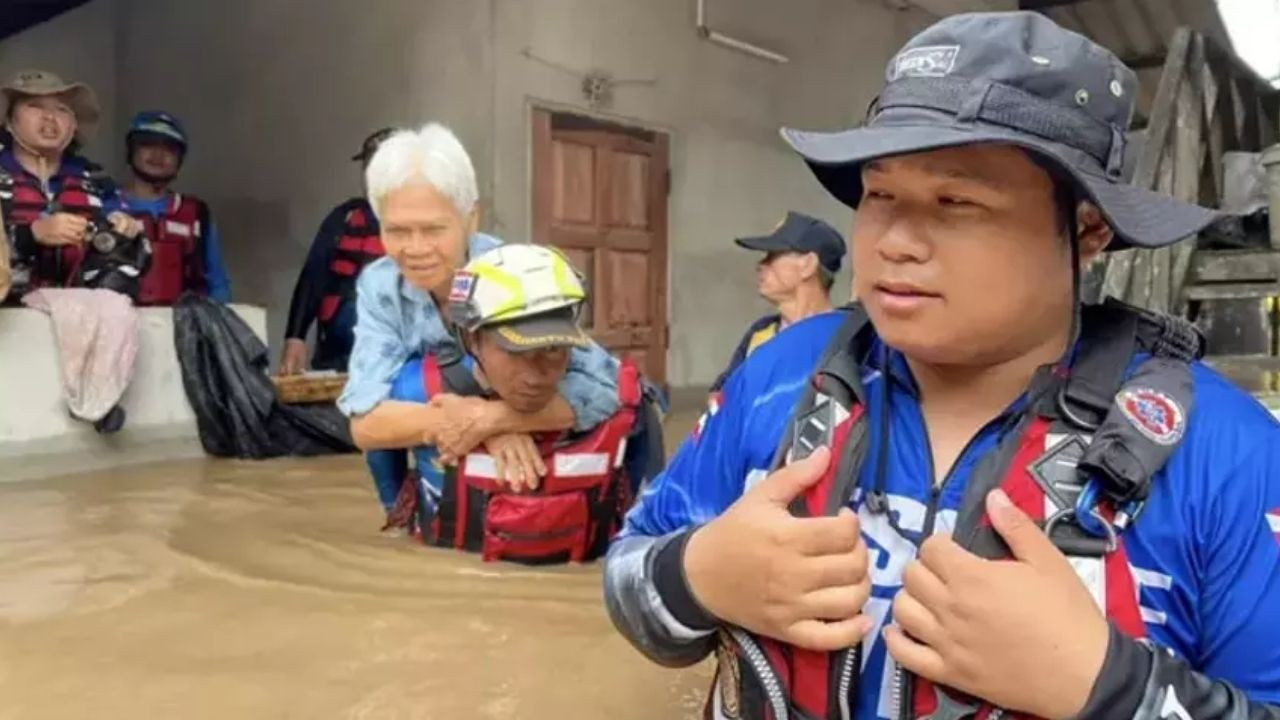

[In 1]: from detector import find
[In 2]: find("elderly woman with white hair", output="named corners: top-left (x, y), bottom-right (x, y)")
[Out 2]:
top-left (336, 123), bottom-right (620, 531)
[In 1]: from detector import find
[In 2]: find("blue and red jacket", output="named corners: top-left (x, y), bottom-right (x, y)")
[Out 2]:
top-left (605, 308), bottom-right (1280, 719)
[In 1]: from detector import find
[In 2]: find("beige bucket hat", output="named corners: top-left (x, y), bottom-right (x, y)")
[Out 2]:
top-left (2, 69), bottom-right (101, 140)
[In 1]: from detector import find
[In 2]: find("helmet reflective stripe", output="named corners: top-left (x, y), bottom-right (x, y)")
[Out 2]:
top-left (127, 111), bottom-right (187, 148)
top-left (456, 244), bottom-right (587, 330)
top-left (134, 122), bottom-right (184, 142)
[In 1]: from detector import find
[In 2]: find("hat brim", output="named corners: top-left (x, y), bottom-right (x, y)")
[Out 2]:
top-left (2, 84), bottom-right (100, 140)
top-left (734, 235), bottom-right (787, 253)
top-left (781, 120), bottom-right (1217, 250)
top-left (488, 314), bottom-right (590, 354)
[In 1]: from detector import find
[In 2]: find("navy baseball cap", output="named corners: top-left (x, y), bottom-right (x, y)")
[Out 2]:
top-left (735, 211), bottom-right (846, 273)
top-left (781, 12), bottom-right (1217, 250)
top-left (352, 127), bottom-right (396, 162)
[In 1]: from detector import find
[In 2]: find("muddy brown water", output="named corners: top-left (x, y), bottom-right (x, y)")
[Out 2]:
top-left (0, 409), bottom-right (713, 719)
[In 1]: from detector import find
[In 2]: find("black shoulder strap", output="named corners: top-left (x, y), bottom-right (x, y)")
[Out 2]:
top-left (769, 303), bottom-right (870, 470)
top-left (960, 300), bottom-right (1197, 558)
top-left (434, 343), bottom-right (485, 397)
top-left (763, 304), bottom-right (877, 519)
top-left (1069, 300), bottom-right (1198, 506)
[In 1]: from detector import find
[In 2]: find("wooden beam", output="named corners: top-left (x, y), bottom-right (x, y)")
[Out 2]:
top-left (1190, 251), bottom-right (1280, 283)
top-left (1101, 29), bottom-right (1192, 303)
top-left (1199, 35), bottom-right (1225, 206)
top-left (1168, 36), bottom-right (1206, 312)
top-left (1122, 53), bottom-right (1171, 70)
top-left (1184, 282), bottom-right (1280, 301)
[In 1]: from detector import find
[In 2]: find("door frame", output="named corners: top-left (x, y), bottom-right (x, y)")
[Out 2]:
top-left (528, 103), bottom-right (671, 386)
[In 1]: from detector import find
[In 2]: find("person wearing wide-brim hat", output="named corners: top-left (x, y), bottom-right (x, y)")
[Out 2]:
top-left (0, 69), bottom-right (142, 295)
top-left (605, 11), bottom-right (1280, 720)
top-left (278, 126), bottom-right (398, 376)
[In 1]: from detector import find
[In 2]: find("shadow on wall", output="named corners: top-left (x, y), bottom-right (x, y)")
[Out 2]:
top-left (212, 197), bottom-right (294, 363)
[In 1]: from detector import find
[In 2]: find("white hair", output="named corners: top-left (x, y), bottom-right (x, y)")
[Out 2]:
top-left (365, 123), bottom-right (478, 219)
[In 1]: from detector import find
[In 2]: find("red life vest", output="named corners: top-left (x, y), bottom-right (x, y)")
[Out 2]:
top-left (415, 355), bottom-right (643, 564)
top-left (709, 301), bottom-right (1200, 720)
top-left (0, 157), bottom-right (111, 289)
top-left (131, 193), bottom-right (207, 305)
top-left (318, 204), bottom-right (383, 324)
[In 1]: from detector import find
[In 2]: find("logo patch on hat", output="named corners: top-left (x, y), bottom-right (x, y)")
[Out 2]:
top-left (449, 271), bottom-right (475, 303)
top-left (892, 45), bottom-right (960, 80)
top-left (1116, 388), bottom-right (1185, 446)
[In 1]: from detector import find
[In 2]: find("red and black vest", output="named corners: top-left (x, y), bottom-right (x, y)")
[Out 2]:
top-left (407, 354), bottom-right (643, 565)
top-left (130, 193), bottom-right (207, 305)
top-left (709, 300), bottom-right (1202, 720)
top-left (319, 204), bottom-right (383, 325)
top-left (0, 154), bottom-right (112, 289)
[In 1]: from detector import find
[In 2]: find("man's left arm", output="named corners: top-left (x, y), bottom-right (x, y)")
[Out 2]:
top-left (199, 215), bottom-right (232, 299)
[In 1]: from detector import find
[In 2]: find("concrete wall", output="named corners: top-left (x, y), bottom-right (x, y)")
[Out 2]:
top-left (0, 0), bottom-right (122, 174)
top-left (113, 0), bottom-right (494, 362)
top-left (2, 0), bottom-right (930, 388)
top-left (0, 305), bottom-right (266, 480)
top-left (490, 0), bottom-right (927, 385)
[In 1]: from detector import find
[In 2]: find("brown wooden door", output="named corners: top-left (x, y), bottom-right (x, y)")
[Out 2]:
top-left (532, 110), bottom-right (669, 386)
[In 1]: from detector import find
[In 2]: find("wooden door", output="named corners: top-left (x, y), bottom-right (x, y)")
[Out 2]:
top-left (532, 110), bottom-right (669, 386)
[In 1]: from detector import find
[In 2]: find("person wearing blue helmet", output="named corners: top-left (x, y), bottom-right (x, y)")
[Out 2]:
top-left (122, 110), bottom-right (231, 305)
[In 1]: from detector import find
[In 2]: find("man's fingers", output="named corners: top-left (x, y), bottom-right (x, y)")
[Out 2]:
top-left (987, 489), bottom-right (1063, 568)
top-left (785, 614), bottom-right (874, 652)
top-left (798, 584), bottom-right (869, 621)
top-left (751, 447), bottom-right (832, 506)
top-left (891, 589), bottom-right (946, 648)
top-left (901, 559), bottom-right (949, 610)
top-left (917, 533), bottom-right (975, 583)
top-left (794, 509), bottom-right (861, 556)
top-left (883, 625), bottom-right (948, 683)
top-left (798, 551), bottom-right (867, 592)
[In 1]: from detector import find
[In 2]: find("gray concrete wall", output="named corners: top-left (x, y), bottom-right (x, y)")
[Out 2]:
top-left (2, 0), bottom-right (931, 388)
top-left (490, 0), bottom-right (927, 385)
top-left (113, 0), bottom-right (494, 358)
top-left (0, 0), bottom-right (122, 174)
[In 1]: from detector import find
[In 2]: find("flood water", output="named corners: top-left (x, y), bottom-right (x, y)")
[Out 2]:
top-left (0, 410), bottom-right (712, 719)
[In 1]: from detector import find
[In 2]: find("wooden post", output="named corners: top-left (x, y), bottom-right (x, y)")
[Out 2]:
top-left (1168, 37), bottom-right (1206, 312)
top-left (1101, 28), bottom-right (1192, 303)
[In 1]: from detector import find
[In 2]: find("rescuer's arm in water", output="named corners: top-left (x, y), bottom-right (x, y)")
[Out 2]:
top-left (605, 350), bottom-right (872, 667)
top-left (281, 205), bottom-right (346, 374)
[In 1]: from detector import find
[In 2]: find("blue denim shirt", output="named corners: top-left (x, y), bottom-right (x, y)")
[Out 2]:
top-left (337, 233), bottom-right (620, 431)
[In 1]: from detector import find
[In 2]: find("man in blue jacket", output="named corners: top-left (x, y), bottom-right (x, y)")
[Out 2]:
top-left (605, 12), bottom-right (1280, 720)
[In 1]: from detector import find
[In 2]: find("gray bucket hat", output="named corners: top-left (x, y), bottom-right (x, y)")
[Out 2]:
top-left (782, 12), bottom-right (1217, 250)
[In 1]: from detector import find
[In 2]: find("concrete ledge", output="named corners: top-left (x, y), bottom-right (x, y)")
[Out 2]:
top-left (0, 304), bottom-right (267, 479)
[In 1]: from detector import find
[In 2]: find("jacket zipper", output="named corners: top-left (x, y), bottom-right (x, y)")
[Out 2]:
top-left (837, 646), bottom-right (860, 720)
top-left (727, 628), bottom-right (789, 720)
top-left (896, 405), bottom-right (995, 720)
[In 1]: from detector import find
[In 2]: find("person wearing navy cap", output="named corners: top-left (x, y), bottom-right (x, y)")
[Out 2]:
top-left (709, 211), bottom-right (846, 392)
top-left (279, 127), bottom-right (395, 375)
